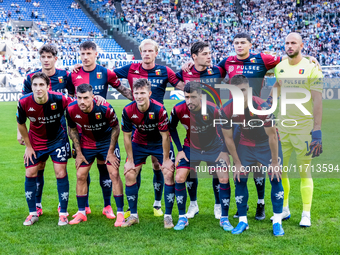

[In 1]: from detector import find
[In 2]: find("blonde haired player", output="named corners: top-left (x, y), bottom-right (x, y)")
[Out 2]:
top-left (270, 32), bottom-right (323, 227)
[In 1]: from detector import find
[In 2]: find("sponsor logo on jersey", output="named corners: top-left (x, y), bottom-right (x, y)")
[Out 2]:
top-left (188, 72), bottom-right (193, 75)
top-left (182, 114), bottom-right (190, 118)
top-left (207, 69), bottom-right (213, 75)
top-left (95, 112), bottom-right (102, 120)
top-left (299, 69), bottom-right (305, 74)
top-left (51, 103), bottom-right (57, 110)
top-left (134, 70), bottom-right (139, 74)
top-left (28, 117), bottom-right (36, 122)
top-left (58, 76), bottom-right (64, 83)
top-left (203, 115), bottom-right (209, 121)
top-left (97, 72), bottom-right (102, 79)
top-left (131, 114), bottom-right (138, 119)
top-left (76, 75), bottom-right (83, 79)
top-left (75, 114), bottom-right (82, 119)
top-left (228, 66), bottom-right (234, 73)
top-left (250, 58), bottom-right (256, 63)
top-left (149, 112), bottom-right (155, 119)
top-left (28, 107), bottom-right (36, 112)
top-left (155, 69), bottom-right (161, 76)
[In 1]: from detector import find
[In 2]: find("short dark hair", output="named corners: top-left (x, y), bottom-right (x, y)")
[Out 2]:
top-left (133, 78), bottom-right (151, 91)
top-left (184, 81), bottom-right (202, 94)
top-left (191, 41), bottom-right (210, 59)
top-left (80, 41), bottom-right (97, 51)
top-left (230, 74), bottom-right (249, 86)
top-left (31, 72), bottom-right (50, 86)
top-left (77, 83), bottom-right (93, 94)
top-left (233, 33), bottom-right (252, 43)
top-left (39, 44), bottom-right (58, 56)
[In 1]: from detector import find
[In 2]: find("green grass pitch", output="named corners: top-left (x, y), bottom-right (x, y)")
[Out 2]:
top-left (0, 100), bottom-right (339, 254)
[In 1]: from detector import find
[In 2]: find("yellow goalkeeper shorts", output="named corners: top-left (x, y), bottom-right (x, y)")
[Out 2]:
top-left (280, 132), bottom-right (312, 161)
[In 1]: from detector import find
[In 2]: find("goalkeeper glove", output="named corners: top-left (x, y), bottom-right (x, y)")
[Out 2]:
top-left (305, 130), bottom-right (323, 158)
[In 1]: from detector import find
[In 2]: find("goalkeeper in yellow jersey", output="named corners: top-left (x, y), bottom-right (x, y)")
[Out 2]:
top-left (269, 32), bottom-right (323, 227)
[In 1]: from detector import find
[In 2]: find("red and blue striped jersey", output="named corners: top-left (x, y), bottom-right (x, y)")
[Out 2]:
top-left (22, 69), bottom-right (70, 94)
top-left (221, 96), bottom-right (274, 147)
top-left (218, 53), bottom-right (281, 96)
top-left (114, 63), bottom-right (180, 104)
top-left (169, 100), bottom-right (224, 151)
top-left (176, 65), bottom-right (226, 103)
top-left (17, 91), bottom-right (73, 151)
top-left (66, 100), bottom-right (118, 149)
top-left (121, 99), bottom-right (169, 146)
top-left (67, 65), bottom-right (121, 98)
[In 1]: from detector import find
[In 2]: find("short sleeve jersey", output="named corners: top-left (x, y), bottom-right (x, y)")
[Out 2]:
top-left (169, 101), bottom-right (224, 150)
top-left (66, 100), bottom-right (118, 149)
top-left (67, 65), bottom-right (121, 98)
top-left (23, 69), bottom-right (70, 94)
top-left (221, 96), bottom-right (275, 147)
top-left (17, 92), bottom-right (72, 151)
top-left (114, 63), bottom-right (180, 104)
top-left (274, 58), bottom-right (323, 134)
top-left (218, 53), bottom-right (281, 96)
top-left (121, 99), bottom-right (169, 146)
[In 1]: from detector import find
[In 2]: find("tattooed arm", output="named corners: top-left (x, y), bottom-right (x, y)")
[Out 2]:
top-left (116, 84), bottom-right (133, 101)
top-left (69, 127), bottom-right (88, 169)
top-left (106, 125), bottom-right (120, 168)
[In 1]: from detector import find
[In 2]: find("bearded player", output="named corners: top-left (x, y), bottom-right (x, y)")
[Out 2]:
top-left (271, 32), bottom-right (323, 227)
top-left (68, 41), bottom-right (133, 218)
top-left (169, 82), bottom-right (232, 231)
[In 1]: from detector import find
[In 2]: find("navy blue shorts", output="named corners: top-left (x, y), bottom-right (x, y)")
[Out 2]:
top-left (25, 138), bottom-right (70, 168)
top-left (177, 145), bottom-right (227, 172)
top-left (237, 140), bottom-right (283, 176)
top-left (132, 142), bottom-right (175, 166)
top-left (81, 143), bottom-right (120, 167)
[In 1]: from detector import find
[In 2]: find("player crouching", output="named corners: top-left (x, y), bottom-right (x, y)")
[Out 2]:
top-left (66, 84), bottom-right (125, 227)
top-left (169, 82), bottom-right (233, 231)
top-left (221, 75), bottom-right (284, 236)
top-left (121, 79), bottom-right (176, 228)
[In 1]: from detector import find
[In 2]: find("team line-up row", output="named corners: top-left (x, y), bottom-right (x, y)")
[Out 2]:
top-left (17, 33), bottom-right (323, 236)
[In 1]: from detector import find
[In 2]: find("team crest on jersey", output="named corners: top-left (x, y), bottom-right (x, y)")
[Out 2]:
top-left (51, 103), bottom-right (57, 110)
top-left (58, 76), bottom-right (64, 83)
top-left (155, 69), bottom-right (161, 76)
top-left (299, 69), bottom-right (305, 74)
top-left (250, 58), bottom-right (256, 63)
top-left (95, 112), bottom-right (102, 120)
top-left (203, 115), bottom-right (209, 121)
top-left (149, 112), bottom-right (155, 119)
top-left (207, 69), bottom-right (213, 75)
top-left (97, 72), bottom-right (102, 79)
